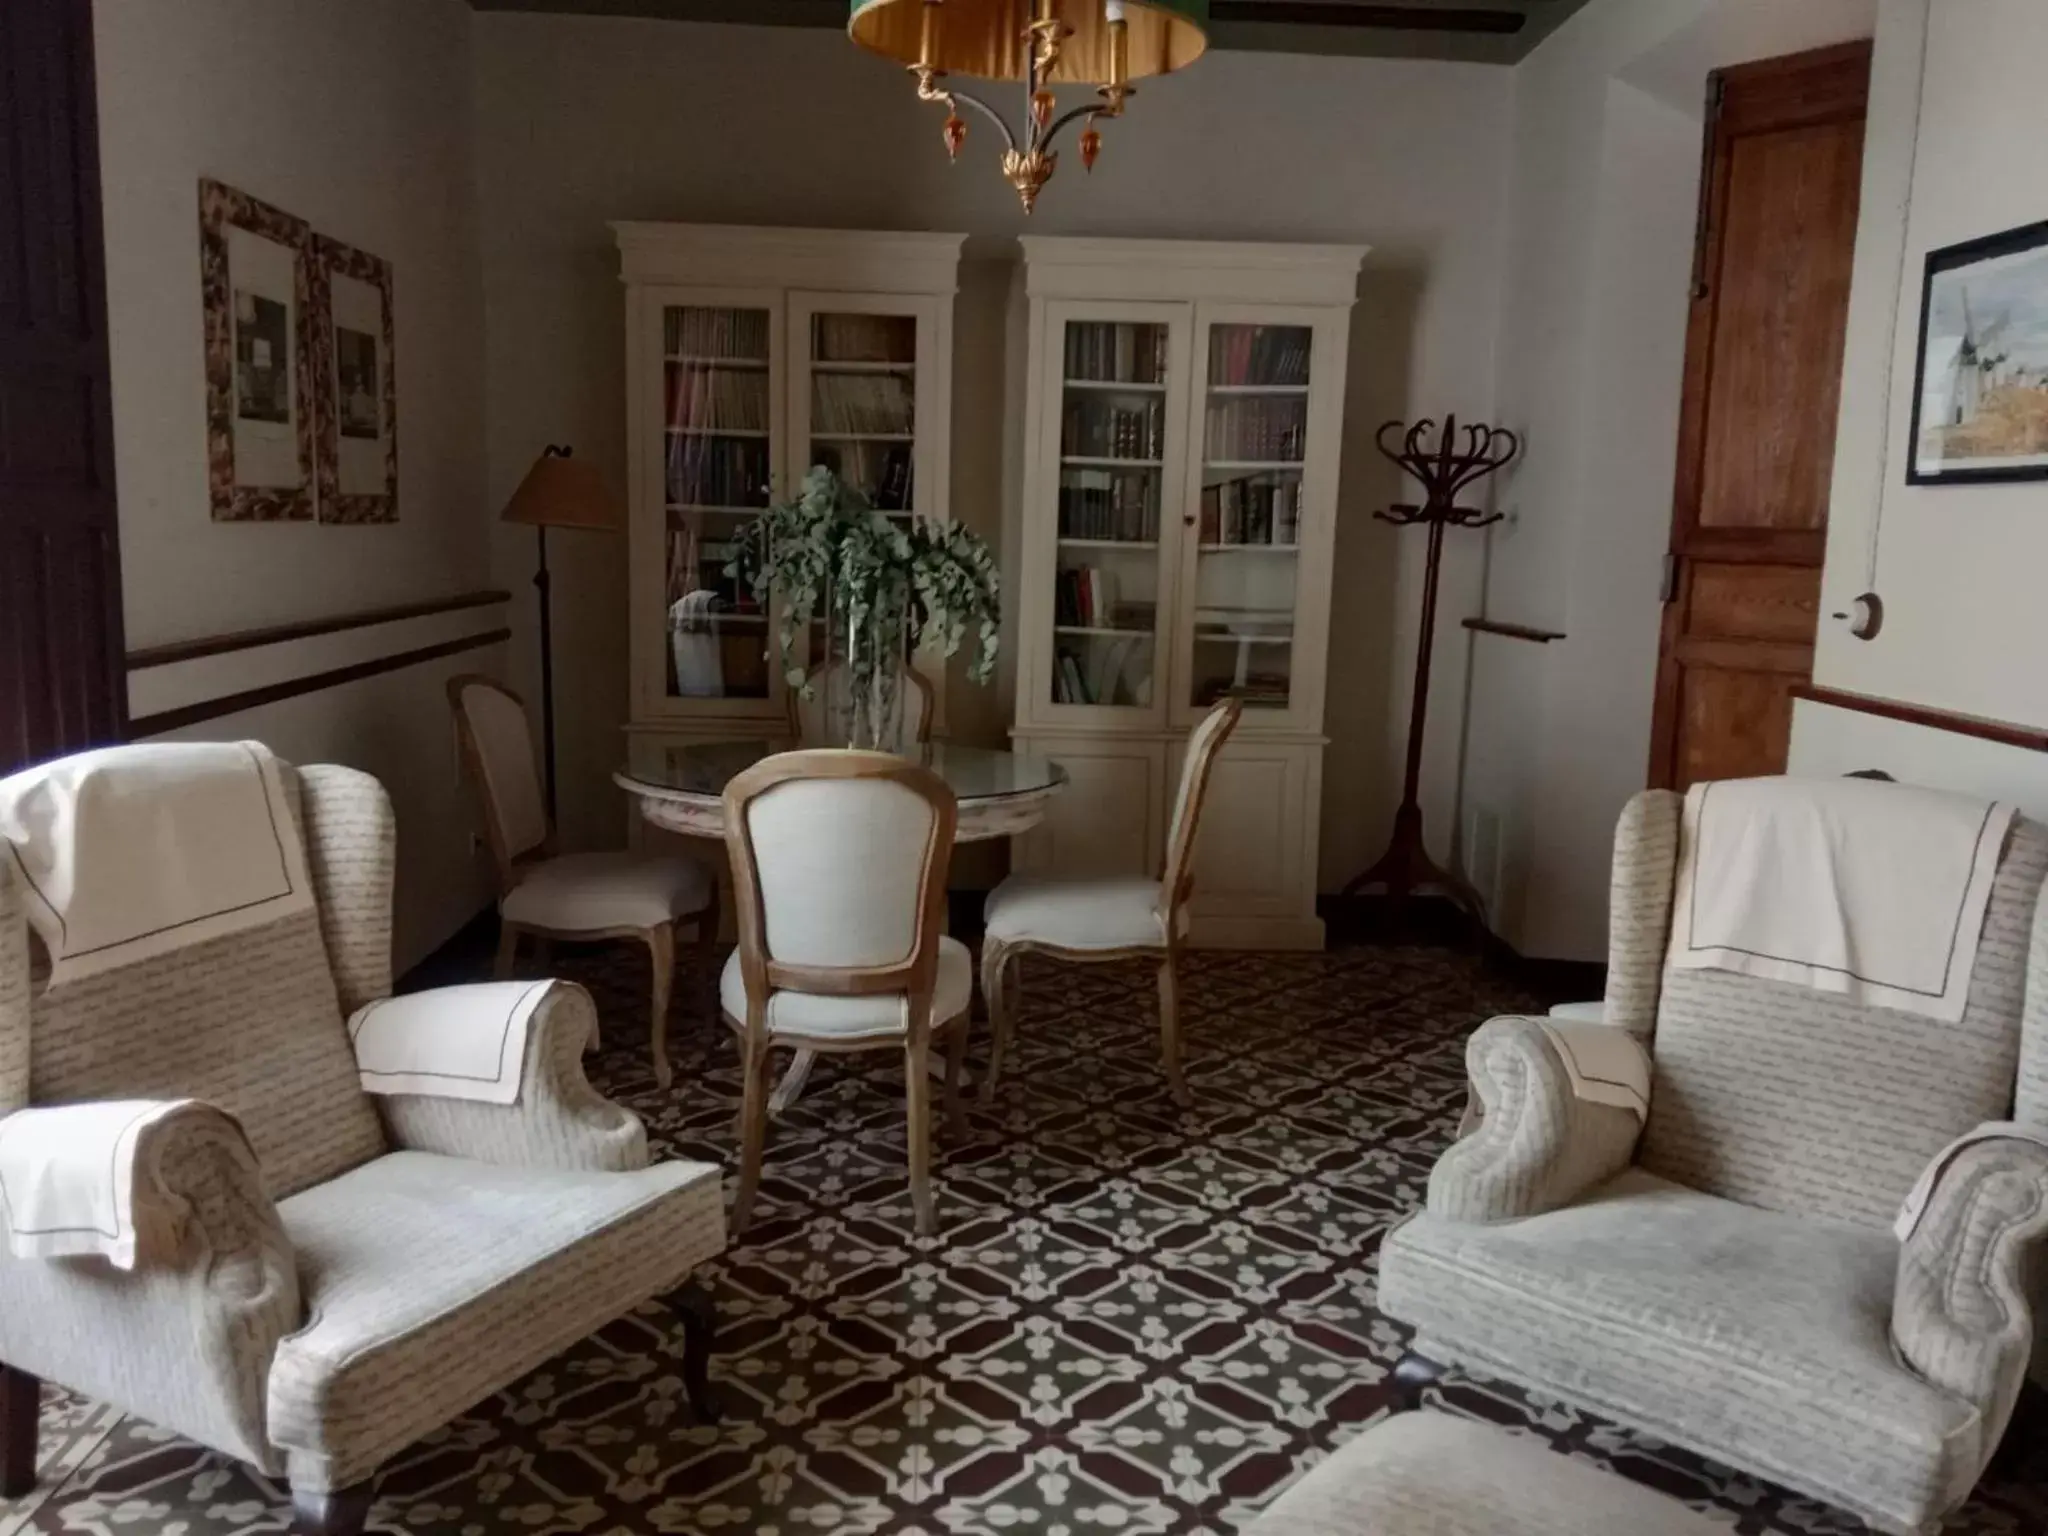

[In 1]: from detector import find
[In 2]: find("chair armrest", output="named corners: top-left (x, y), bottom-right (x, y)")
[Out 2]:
top-left (1426, 1016), bottom-right (1646, 1223)
top-left (0, 1102), bottom-right (298, 1472)
top-left (1893, 1130), bottom-right (2048, 1442)
top-left (372, 981), bottom-right (649, 1172)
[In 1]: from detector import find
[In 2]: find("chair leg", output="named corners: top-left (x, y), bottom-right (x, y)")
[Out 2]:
top-left (1, 1363), bottom-right (39, 1499)
top-left (646, 923), bottom-right (676, 1090)
top-left (943, 1016), bottom-right (969, 1141)
top-left (492, 920), bottom-right (520, 981)
top-left (662, 1278), bottom-right (723, 1425)
top-left (980, 942), bottom-right (1014, 1101)
top-left (290, 1479), bottom-right (374, 1536)
top-left (906, 1034), bottom-right (936, 1236)
top-left (1390, 1349), bottom-right (1443, 1413)
top-left (731, 1039), bottom-right (773, 1236)
top-left (1158, 953), bottom-right (1191, 1107)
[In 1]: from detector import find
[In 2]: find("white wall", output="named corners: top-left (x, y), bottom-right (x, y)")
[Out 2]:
top-left (1463, 0), bottom-right (1877, 959)
top-left (1793, 0), bottom-right (2048, 803)
top-left (471, 14), bottom-right (1515, 884)
top-left (94, 0), bottom-right (497, 967)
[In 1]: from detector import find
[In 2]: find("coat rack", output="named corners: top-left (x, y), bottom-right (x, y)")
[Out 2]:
top-left (1344, 415), bottom-right (1520, 915)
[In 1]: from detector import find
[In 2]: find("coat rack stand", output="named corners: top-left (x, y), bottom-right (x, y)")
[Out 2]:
top-left (1344, 415), bottom-right (1519, 916)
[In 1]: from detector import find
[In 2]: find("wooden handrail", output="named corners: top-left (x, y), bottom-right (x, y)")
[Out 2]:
top-left (1791, 684), bottom-right (2048, 753)
top-left (127, 589), bottom-right (511, 670)
top-left (1461, 616), bottom-right (1565, 644)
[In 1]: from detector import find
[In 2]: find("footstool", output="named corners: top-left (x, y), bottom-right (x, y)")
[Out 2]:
top-left (1246, 1411), bottom-right (1728, 1534)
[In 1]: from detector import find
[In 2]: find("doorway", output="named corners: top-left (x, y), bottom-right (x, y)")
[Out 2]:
top-left (1646, 41), bottom-right (1871, 790)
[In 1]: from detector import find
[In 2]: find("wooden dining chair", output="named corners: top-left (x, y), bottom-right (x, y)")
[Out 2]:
top-left (786, 658), bottom-right (936, 750)
top-left (721, 749), bottom-right (970, 1236)
top-left (979, 697), bottom-right (1243, 1106)
top-left (448, 673), bottom-right (718, 1088)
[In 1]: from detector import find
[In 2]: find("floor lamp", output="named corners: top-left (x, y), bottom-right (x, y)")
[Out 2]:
top-left (500, 445), bottom-right (622, 820)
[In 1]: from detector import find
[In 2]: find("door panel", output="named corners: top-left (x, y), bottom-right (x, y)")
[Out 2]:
top-left (1649, 41), bottom-right (1869, 791)
top-left (1011, 738), bottom-right (1165, 879)
top-left (0, 0), bottom-right (126, 768)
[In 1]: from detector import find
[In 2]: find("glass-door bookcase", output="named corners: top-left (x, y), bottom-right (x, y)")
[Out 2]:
top-left (617, 226), bottom-right (965, 733)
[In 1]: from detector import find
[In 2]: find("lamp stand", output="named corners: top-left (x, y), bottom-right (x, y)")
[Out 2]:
top-left (531, 524), bottom-right (557, 822)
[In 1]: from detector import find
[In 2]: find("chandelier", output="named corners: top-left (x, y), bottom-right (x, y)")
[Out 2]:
top-left (849, 1), bottom-right (1211, 213)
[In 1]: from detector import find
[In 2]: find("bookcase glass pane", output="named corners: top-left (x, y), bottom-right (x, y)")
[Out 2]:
top-left (663, 304), bottom-right (771, 701)
top-left (1193, 323), bottom-right (1312, 711)
top-left (1050, 320), bottom-right (1167, 709)
top-left (809, 312), bottom-right (917, 513)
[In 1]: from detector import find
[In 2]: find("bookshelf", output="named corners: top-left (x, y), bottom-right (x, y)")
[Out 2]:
top-left (615, 224), bottom-right (966, 736)
top-left (1009, 237), bottom-right (1365, 950)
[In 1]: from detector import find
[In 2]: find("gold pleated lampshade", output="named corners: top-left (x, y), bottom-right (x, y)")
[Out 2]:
top-left (849, 0), bottom-right (1210, 84)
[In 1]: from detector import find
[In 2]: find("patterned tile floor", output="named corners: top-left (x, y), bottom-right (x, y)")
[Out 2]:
top-left (8, 940), bottom-right (2048, 1534)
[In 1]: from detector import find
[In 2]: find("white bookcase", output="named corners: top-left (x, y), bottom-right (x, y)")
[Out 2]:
top-left (612, 224), bottom-right (967, 742)
top-left (1008, 237), bottom-right (1366, 950)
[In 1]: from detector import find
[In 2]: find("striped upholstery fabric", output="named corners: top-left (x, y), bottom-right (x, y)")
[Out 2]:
top-left (0, 859), bottom-right (26, 1116)
top-left (297, 765), bottom-right (397, 1016)
top-left (270, 1150), bottom-right (724, 1492)
top-left (1639, 817), bottom-right (2048, 1230)
top-left (1601, 789), bottom-right (1680, 1040)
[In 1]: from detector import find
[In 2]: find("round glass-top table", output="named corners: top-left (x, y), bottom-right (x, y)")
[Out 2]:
top-left (616, 739), bottom-right (1069, 843)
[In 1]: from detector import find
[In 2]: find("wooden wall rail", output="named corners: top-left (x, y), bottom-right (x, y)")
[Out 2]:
top-left (126, 589), bottom-right (511, 670)
top-left (1462, 616), bottom-right (1566, 644)
top-left (1791, 683), bottom-right (2048, 754)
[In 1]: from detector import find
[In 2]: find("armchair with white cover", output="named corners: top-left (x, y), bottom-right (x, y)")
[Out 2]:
top-left (1379, 783), bottom-right (2048, 1536)
top-left (0, 747), bottom-right (725, 1535)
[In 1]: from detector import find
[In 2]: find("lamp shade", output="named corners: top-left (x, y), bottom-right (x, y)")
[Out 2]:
top-left (849, 0), bottom-right (1209, 84)
top-left (500, 447), bottom-right (622, 532)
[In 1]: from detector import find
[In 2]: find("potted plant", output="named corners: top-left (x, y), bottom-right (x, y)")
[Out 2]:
top-left (726, 468), bottom-right (1001, 750)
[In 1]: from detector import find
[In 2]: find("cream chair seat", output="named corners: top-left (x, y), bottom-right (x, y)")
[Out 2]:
top-left (980, 699), bottom-right (1241, 1106)
top-left (719, 935), bottom-right (972, 1041)
top-left (502, 849), bottom-right (713, 933)
top-left (984, 875), bottom-right (1168, 952)
top-left (449, 673), bottom-right (717, 1088)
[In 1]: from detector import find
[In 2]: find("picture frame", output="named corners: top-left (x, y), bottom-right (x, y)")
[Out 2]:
top-left (311, 233), bottom-right (398, 523)
top-left (1907, 217), bottom-right (2048, 486)
top-left (199, 178), bottom-right (317, 521)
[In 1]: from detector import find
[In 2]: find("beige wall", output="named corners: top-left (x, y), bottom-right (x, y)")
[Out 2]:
top-left (1792, 0), bottom-right (2048, 804)
top-left (471, 13), bottom-right (1515, 888)
top-left (94, 0), bottom-right (497, 967)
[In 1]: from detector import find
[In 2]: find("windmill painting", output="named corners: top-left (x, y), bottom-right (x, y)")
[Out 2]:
top-left (1910, 218), bottom-right (2048, 484)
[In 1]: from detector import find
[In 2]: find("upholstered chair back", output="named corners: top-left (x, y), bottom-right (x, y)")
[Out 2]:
top-left (1160, 698), bottom-right (1242, 930)
top-left (3, 764), bottom-right (392, 1200)
top-left (724, 750), bottom-right (955, 995)
top-left (1607, 788), bottom-right (2048, 1231)
top-left (448, 674), bottom-right (549, 884)
top-left (789, 660), bottom-right (935, 752)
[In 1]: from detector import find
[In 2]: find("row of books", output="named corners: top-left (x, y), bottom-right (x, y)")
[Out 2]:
top-left (1200, 477), bottom-right (1302, 546)
top-left (1054, 565), bottom-right (1123, 629)
top-left (667, 368), bottom-right (769, 433)
top-left (666, 307), bottom-right (769, 361)
top-left (1053, 637), bottom-right (1155, 708)
top-left (1206, 398), bottom-right (1307, 463)
top-left (664, 530), bottom-right (750, 608)
top-left (1059, 469), bottom-right (1160, 542)
top-left (812, 313), bottom-right (917, 365)
top-left (667, 437), bottom-right (769, 509)
top-left (811, 373), bottom-right (914, 436)
top-left (1064, 398), bottom-right (1165, 460)
top-left (1064, 322), bottom-right (1168, 385)
top-left (1196, 672), bottom-right (1291, 708)
top-left (811, 442), bottom-right (913, 512)
top-left (1209, 325), bottom-right (1312, 387)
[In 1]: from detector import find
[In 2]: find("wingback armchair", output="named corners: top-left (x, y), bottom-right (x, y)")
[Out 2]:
top-left (0, 762), bottom-right (725, 1534)
top-left (1379, 789), bottom-right (2048, 1536)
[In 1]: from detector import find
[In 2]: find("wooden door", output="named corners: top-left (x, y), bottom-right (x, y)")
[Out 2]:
top-left (1648, 41), bottom-right (1870, 790)
top-left (0, 0), bottom-right (127, 771)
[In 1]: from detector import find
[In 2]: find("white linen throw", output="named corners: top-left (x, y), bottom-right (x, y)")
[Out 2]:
top-left (0, 741), bottom-right (313, 986)
top-left (349, 980), bottom-right (560, 1104)
top-left (1537, 1019), bottom-right (1651, 1123)
top-left (0, 1100), bottom-right (211, 1268)
top-left (1666, 776), bottom-right (2013, 1024)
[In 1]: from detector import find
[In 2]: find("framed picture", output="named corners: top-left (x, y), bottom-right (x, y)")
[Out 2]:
top-left (1908, 218), bottom-right (2048, 485)
top-left (199, 179), bottom-right (316, 520)
top-left (312, 233), bottom-right (398, 523)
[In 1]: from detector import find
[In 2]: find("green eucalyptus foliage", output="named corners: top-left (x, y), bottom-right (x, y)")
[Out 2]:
top-left (726, 468), bottom-right (1001, 745)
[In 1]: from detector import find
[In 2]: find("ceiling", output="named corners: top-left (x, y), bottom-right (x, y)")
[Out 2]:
top-left (468, 0), bottom-right (1599, 65)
